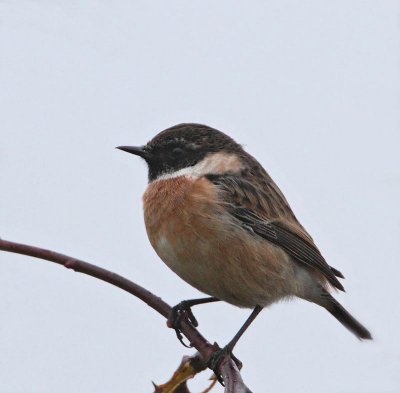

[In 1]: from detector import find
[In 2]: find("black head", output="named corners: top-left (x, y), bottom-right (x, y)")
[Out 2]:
top-left (117, 123), bottom-right (243, 181)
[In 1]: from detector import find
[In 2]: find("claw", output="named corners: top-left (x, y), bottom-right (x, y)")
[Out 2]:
top-left (207, 347), bottom-right (227, 386)
top-left (174, 329), bottom-right (192, 348)
top-left (167, 301), bottom-right (200, 348)
top-left (230, 352), bottom-right (243, 370)
top-left (167, 301), bottom-right (198, 329)
top-left (208, 346), bottom-right (229, 372)
top-left (186, 307), bottom-right (198, 327)
top-left (207, 346), bottom-right (242, 386)
top-left (215, 371), bottom-right (225, 387)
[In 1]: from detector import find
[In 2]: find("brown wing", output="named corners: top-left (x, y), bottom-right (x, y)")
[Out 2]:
top-left (205, 173), bottom-right (345, 291)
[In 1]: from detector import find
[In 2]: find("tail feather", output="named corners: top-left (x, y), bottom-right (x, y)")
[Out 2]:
top-left (330, 266), bottom-right (345, 279)
top-left (325, 296), bottom-right (372, 340)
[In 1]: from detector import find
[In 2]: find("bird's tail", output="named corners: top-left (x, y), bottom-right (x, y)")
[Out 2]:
top-left (324, 295), bottom-right (372, 340)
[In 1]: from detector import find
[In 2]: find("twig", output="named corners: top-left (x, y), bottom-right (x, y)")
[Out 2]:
top-left (0, 238), bottom-right (252, 393)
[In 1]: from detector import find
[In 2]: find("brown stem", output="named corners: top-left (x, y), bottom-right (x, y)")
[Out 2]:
top-left (0, 238), bottom-right (252, 393)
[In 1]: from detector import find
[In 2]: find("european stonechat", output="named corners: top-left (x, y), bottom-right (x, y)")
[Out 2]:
top-left (117, 123), bottom-right (371, 366)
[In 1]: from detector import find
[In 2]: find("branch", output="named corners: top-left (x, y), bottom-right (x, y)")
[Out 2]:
top-left (0, 238), bottom-right (252, 393)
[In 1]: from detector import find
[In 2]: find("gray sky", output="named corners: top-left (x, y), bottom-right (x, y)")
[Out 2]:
top-left (1, 1), bottom-right (399, 392)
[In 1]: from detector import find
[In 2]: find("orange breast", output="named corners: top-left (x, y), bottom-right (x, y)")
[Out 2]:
top-left (143, 176), bottom-right (218, 243)
top-left (144, 176), bottom-right (233, 291)
top-left (143, 176), bottom-right (297, 308)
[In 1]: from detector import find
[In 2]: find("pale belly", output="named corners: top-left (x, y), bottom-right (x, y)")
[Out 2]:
top-left (143, 177), bottom-right (299, 308)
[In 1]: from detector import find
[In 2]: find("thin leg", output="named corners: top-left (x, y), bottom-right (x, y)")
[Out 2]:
top-left (169, 297), bottom-right (220, 328)
top-left (178, 296), bottom-right (220, 309)
top-left (225, 305), bottom-right (263, 352)
top-left (208, 305), bottom-right (263, 384)
top-left (168, 297), bottom-right (220, 348)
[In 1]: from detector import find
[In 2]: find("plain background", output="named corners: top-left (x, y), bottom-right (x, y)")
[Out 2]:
top-left (1, 1), bottom-right (399, 392)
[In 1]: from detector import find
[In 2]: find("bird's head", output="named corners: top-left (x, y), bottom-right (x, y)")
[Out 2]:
top-left (117, 123), bottom-right (245, 182)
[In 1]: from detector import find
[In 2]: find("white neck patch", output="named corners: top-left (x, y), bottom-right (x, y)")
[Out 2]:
top-left (153, 152), bottom-right (243, 182)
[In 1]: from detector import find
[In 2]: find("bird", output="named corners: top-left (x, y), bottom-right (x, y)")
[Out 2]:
top-left (117, 123), bottom-right (371, 371)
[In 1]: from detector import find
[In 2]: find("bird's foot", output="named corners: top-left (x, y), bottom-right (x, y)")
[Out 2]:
top-left (207, 345), bottom-right (242, 386)
top-left (167, 300), bottom-right (199, 329)
top-left (167, 301), bottom-right (199, 348)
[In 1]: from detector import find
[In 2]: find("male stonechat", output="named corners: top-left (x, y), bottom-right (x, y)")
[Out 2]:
top-left (117, 123), bottom-right (371, 371)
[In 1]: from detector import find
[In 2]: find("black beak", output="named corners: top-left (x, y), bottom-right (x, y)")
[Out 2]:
top-left (116, 145), bottom-right (149, 159)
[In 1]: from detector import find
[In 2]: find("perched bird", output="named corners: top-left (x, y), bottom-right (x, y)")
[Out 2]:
top-left (117, 123), bottom-right (371, 369)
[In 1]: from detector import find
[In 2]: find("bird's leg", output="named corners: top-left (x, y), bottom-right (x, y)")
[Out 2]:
top-left (168, 297), bottom-right (220, 329)
top-left (167, 297), bottom-right (220, 348)
top-left (208, 305), bottom-right (263, 385)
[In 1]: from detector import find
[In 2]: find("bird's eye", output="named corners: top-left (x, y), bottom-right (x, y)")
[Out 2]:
top-left (172, 147), bottom-right (185, 156)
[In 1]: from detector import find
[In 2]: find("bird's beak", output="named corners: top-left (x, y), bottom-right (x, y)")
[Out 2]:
top-left (116, 145), bottom-right (150, 159)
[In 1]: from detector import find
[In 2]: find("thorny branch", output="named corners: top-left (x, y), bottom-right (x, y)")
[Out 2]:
top-left (0, 238), bottom-right (252, 393)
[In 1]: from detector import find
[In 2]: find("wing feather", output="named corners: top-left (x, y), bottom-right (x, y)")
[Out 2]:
top-left (206, 173), bottom-right (345, 291)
